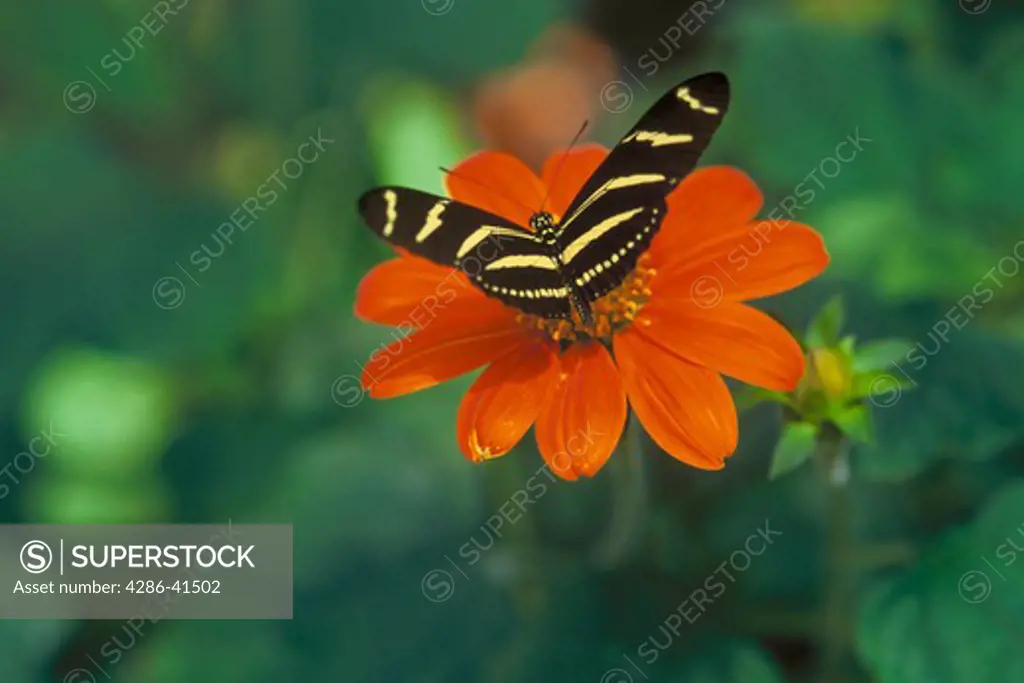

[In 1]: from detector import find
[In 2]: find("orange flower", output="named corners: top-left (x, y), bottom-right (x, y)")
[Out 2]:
top-left (355, 148), bottom-right (829, 480)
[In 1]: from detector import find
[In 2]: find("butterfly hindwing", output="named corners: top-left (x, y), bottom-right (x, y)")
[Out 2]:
top-left (557, 72), bottom-right (730, 303)
top-left (358, 187), bottom-right (572, 318)
top-left (558, 203), bottom-right (664, 302)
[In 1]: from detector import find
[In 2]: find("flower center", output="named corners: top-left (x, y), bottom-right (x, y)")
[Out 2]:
top-left (516, 254), bottom-right (657, 344)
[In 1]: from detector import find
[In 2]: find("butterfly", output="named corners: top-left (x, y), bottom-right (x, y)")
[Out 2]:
top-left (357, 72), bottom-right (730, 324)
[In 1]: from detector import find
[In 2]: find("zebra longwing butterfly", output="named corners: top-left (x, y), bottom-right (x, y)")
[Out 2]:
top-left (357, 72), bottom-right (730, 323)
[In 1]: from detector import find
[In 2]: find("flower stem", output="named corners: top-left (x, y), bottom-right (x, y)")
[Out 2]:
top-left (592, 411), bottom-right (648, 568)
top-left (816, 423), bottom-right (855, 682)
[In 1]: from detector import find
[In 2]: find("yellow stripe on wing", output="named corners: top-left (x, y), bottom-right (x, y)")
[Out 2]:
top-left (382, 190), bottom-right (398, 237)
top-left (623, 130), bottom-right (694, 147)
top-left (484, 254), bottom-right (559, 271)
top-left (455, 226), bottom-right (532, 260)
top-left (414, 200), bottom-right (449, 243)
top-left (675, 87), bottom-right (720, 115)
top-left (561, 208), bottom-right (645, 264)
top-left (560, 174), bottom-right (666, 231)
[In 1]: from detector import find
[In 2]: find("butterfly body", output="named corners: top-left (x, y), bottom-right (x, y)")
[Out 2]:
top-left (524, 210), bottom-right (595, 324)
top-left (358, 72), bottom-right (730, 323)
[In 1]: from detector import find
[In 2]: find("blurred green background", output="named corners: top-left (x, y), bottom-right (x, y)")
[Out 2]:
top-left (2, 0), bottom-right (1024, 681)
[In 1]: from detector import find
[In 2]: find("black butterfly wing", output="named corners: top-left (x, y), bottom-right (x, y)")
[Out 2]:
top-left (358, 187), bottom-right (572, 318)
top-left (556, 72), bottom-right (730, 302)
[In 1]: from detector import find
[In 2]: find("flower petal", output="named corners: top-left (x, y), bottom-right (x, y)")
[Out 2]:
top-left (636, 301), bottom-right (806, 391)
top-left (653, 221), bottom-right (829, 304)
top-left (651, 166), bottom-right (763, 268)
top-left (361, 298), bottom-right (524, 399)
top-left (354, 255), bottom-right (482, 326)
top-left (614, 328), bottom-right (737, 469)
top-left (457, 341), bottom-right (558, 463)
top-left (539, 145), bottom-right (609, 219)
top-left (444, 150), bottom-right (546, 227)
top-left (535, 343), bottom-right (626, 480)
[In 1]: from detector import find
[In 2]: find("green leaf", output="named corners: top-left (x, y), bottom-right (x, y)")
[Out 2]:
top-left (854, 321), bottom-right (1024, 482)
top-left (830, 404), bottom-right (874, 444)
top-left (853, 339), bottom-right (916, 373)
top-left (769, 422), bottom-right (817, 479)
top-left (857, 481), bottom-right (1024, 683)
top-left (839, 334), bottom-right (858, 359)
top-left (735, 386), bottom-right (792, 411)
top-left (806, 295), bottom-right (845, 348)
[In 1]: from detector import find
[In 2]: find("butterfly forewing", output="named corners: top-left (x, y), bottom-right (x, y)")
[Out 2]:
top-left (358, 187), bottom-right (572, 318)
top-left (556, 72), bottom-right (730, 303)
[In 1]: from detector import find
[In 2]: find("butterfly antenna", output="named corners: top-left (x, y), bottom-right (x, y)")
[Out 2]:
top-left (539, 119), bottom-right (590, 214)
top-left (439, 166), bottom-right (536, 217)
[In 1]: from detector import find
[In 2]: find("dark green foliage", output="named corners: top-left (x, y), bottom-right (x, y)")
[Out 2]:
top-left (1, 1), bottom-right (1022, 681)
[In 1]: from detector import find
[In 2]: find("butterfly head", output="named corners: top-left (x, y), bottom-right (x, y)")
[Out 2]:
top-left (529, 211), bottom-right (559, 245)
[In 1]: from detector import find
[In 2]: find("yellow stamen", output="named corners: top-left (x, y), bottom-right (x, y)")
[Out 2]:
top-left (516, 254), bottom-right (657, 344)
top-left (468, 430), bottom-right (495, 462)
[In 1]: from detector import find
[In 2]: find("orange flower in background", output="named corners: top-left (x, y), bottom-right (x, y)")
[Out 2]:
top-left (473, 23), bottom-right (617, 168)
top-left (354, 148), bottom-right (829, 480)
